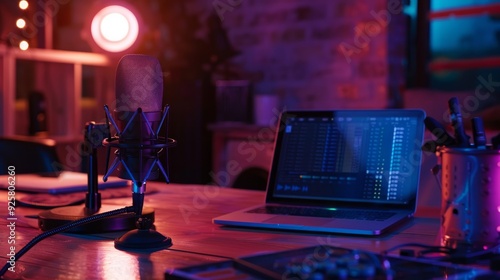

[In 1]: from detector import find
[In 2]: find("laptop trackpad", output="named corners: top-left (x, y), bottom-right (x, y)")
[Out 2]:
top-left (264, 216), bottom-right (329, 227)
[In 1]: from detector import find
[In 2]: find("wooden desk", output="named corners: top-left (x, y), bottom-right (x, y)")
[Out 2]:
top-left (0, 183), bottom-right (454, 279)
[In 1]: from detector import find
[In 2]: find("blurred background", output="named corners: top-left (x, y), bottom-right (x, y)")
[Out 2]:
top-left (1, 0), bottom-right (500, 192)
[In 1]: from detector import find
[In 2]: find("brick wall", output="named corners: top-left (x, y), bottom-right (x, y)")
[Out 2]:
top-left (53, 0), bottom-right (408, 111)
top-left (205, 0), bottom-right (407, 110)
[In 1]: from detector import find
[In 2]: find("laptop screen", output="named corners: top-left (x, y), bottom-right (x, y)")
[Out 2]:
top-left (267, 110), bottom-right (425, 207)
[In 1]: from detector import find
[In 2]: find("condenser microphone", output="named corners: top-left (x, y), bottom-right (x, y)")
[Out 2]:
top-left (102, 54), bottom-right (175, 250)
top-left (105, 54), bottom-right (170, 215)
top-left (115, 54), bottom-right (163, 113)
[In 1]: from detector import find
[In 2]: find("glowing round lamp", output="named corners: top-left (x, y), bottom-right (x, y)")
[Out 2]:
top-left (91, 5), bottom-right (139, 52)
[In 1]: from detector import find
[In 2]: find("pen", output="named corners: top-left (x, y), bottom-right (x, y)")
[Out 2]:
top-left (448, 97), bottom-right (470, 147)
top-left (424, 116), bottom-right (456, 147)
top-left (471, 117), bottom-right (486, 149)
top-left (422, 140), bottom-right (439, 153)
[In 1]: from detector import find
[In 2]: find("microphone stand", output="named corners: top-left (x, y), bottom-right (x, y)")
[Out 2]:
top-left (114, 181), bottom-right (172, 251)
top-left (84, 121), bottom-right (102, 214)
top-left (37, 122), bottom-right (154, 233)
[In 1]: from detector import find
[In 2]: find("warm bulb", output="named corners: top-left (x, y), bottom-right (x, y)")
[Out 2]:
top-left (19, 0), bottom-right (29, 10)
top-left (16, 18), bottom-right (26, 29)
top-left (19, 40), bottom-right (29, 50)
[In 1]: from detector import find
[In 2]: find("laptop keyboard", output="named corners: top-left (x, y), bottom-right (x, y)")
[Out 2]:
top-left (248, 206), bottom-right (396, 221)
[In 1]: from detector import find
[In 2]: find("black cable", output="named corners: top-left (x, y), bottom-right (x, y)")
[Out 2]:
top-left (0, 205), bottom-right (136, 277)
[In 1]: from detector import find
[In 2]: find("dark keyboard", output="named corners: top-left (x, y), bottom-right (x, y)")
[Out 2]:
top-left (248, 206), bottom-right (396, 221)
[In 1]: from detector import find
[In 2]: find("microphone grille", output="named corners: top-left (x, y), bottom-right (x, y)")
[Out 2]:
top-left (115, 54), bottom-right (163, 112)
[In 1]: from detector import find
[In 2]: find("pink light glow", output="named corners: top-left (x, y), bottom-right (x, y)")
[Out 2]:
top-left (91, 5), bottom-right (139, 52)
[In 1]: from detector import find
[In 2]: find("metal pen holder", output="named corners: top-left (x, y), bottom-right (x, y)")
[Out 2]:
top-left (436, 146), bottom-right (500, 250)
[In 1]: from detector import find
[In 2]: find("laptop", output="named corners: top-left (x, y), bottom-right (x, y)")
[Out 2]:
top-left (213, 109), bottom-right (426, 235)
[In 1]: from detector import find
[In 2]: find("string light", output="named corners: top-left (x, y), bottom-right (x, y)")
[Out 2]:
top-left (19, 40), bottom-right (29, 50)
top-left (19, 0), bottom-right (29, 10)
top-left (17, 1), bottom-right (29, 49)
top-left (16, 18), bottom-right (26, 29)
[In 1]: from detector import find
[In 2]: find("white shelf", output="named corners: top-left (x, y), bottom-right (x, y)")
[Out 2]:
top-left (0, 44), bottom-right (111, 138)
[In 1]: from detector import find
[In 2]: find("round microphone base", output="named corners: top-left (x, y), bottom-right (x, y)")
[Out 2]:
top-left (38, 204), bottom-right (155, 233)
top-left (114, 229), bottom-right (173, 251)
